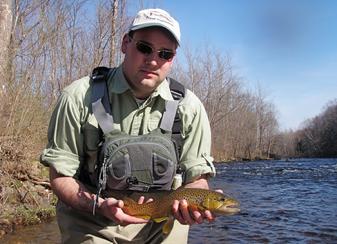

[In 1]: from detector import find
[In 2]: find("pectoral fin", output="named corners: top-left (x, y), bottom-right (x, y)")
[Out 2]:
top-left (162, 216), bottom-right (175, 235)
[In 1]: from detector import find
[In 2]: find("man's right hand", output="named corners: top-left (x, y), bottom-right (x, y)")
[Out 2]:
top-left (49, 167), bottom-right (148, 226)
top-left (97, 197), bottom-right (149, 225)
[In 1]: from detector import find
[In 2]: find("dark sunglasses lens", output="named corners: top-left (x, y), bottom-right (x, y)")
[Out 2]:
top-left (159, 50), bottom-right (174, 60)
top-left (136, 42), bottom-right (152, 55)
top-left (135, 41), bottom-right (174, 61)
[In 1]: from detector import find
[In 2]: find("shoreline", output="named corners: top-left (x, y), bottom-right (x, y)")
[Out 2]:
top-left (0, 161), bottom-right (57, 238)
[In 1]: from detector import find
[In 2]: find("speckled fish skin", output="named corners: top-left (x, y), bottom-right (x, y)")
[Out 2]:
top-left (104, 188), bottom-right (240, 219)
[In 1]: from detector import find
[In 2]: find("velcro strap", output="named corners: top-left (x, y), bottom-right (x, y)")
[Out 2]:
top-left (160, 100), bottom-right (179, 132)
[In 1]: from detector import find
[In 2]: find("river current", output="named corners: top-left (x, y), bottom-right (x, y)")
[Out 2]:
top-left (2, 158), bottom-right (337, 243)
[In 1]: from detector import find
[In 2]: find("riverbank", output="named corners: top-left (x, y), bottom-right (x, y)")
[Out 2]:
top-left (0, 157), bottom-right (272, 239)
top-left (0, 160), bottom-right (57, 238)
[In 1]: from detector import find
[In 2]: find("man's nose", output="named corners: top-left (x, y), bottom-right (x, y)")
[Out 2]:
top-left (144, 53), bottom-right (158, 66)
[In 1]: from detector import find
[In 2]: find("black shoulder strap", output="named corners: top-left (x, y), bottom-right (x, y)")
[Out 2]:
top-left (169, 77), bottom-right (186, 101)
top-left (168, 77), bottom-right (186, 164)
top-left (91, 66), bottom-right (115, 134)
top-left (168, 77), bottom-right (185, 133)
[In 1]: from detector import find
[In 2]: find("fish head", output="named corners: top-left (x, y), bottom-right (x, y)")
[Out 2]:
top-left (202, 191), bottom-right (240, 215)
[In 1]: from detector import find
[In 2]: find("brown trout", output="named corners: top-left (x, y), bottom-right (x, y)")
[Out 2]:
top-left (103, 188), bottom-right (240, 234)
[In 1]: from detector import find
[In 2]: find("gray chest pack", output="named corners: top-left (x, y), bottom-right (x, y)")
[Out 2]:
top-left (90, 67), bottom-right (185, 201)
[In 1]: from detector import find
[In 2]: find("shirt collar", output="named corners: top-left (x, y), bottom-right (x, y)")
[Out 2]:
top-left (152, 78), bottom-right (174, 101)
top-left (108, 65), bottom-right (130, 94)
top-left (108, 64), bottom-right (174, 101)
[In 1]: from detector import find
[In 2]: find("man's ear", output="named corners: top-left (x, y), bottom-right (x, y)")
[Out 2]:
top-left (121, 34), bottom-right (129, 54)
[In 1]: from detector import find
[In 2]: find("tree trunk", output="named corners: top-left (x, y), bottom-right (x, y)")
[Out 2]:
top-left (0, 0), bottom-right (12, 94)
top-left (109, 0), bottom-right (118, 67)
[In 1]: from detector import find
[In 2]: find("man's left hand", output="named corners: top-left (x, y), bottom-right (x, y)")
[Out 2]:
top-left (171, 174), bottom-right (218, 226)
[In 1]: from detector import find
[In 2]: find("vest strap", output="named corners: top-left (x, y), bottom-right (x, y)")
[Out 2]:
top-left (91, 67), bottom-right (116, 134)
top-left (160, 100), bottom-right (179, 132)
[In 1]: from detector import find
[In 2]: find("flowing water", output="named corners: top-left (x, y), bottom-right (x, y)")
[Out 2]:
top-left (189, 158), bottom-right (337, 243)
top-left (2, 158), bottom-right (337, 243)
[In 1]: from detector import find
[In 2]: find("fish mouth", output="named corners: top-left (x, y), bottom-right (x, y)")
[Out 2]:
top-left (214, 203), bottom-right (240, 215)
top-left (225, 205), bottom-right (240, 214)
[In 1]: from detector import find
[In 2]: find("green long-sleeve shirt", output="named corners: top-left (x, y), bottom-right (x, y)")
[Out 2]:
top-left (40, 65), bottom-right (215, 184)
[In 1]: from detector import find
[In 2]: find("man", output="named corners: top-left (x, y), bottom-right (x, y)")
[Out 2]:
top-left (41, 8), bottom-right (216, 243)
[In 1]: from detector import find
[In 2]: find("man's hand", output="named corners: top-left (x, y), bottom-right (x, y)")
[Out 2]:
top-left (50, 167), bottom-right (148, 226)
top-left (171, 174), bottom-right (219, 226)
top-left (172, 199), bottom-right (214, 225)
top-left (97, 198), bottom-right (148, 226)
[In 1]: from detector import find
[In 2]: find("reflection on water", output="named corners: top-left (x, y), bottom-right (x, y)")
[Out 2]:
top-left (2, 158), bottom-right (337, 243)
top-left (1, 219), bottom-right (60, 244)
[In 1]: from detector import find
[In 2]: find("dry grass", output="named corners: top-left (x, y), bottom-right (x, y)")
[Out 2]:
top-left (0, 141), bottom-right (56, 238)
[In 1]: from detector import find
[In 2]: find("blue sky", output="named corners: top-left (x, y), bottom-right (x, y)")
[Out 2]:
top-left (130, 0), bottom-right (337, 131)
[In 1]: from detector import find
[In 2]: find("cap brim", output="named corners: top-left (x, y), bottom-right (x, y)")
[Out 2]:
top-left (130, 23), bottom-right (180, 45)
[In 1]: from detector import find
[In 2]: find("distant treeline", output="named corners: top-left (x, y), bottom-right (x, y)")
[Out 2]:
top-left (293, 100), bottom-right (337, 157)
top-left (272, 100), bottom-right (337, 159)
top-left (0, 0), bottom-right (335, 165)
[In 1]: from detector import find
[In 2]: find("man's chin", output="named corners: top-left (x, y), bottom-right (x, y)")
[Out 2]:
top-left (139, 78), bottom-right (159, 89)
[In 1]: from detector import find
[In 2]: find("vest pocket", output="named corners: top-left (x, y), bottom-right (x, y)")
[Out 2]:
top-left (153, 153), bottom-right (175, 189)
top-left (82, 124), bottom-right (100, 175)
top-left (106, 154), bottom-right (131, 190)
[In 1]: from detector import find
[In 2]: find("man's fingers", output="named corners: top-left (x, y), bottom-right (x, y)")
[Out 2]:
top-left (138, 196), bottom-right (145, 204)
top-left (119, 215), bottom-right (149, 225)
top-left (102, 198), bottom-right (148, 225)
top-left (146, 198), bottom-right (154, 203)
top-left (172, 200), bottom-right (185, 224)
top-left (105, 198), bottom-right (124, 208)
top-left (137, 196), bottom-right (154, 204)
top-left (204, 210), bottom-right (215, 222)
top-left (115, 212), bottom-right (149, 225)
top-left (190, 205), bottom-right (203, 224)
top-left (179, 200), bottom-right (195, 225)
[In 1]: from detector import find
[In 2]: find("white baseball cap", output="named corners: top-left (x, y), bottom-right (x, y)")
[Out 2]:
top-left (129, 8), bottom-right (181, 45)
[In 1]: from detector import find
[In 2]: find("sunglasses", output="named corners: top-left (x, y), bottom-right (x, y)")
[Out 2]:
top-left (129, 36), bottom-right (176, 61)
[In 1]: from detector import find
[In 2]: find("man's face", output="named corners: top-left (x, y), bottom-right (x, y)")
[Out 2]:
top-left (121, 28), bottom-right (177, 99)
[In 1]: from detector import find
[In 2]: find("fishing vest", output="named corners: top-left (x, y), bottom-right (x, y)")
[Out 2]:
top-left (90, 67), bottom-right (185, 198)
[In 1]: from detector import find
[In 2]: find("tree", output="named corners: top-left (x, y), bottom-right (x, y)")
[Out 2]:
top-left (0, 1), bottom-right (13, 143)
top-left (293, 99), bottom-right (337, 157)
top-left (0, 0), bottom-right (13, 91)
top-left (171, 44), bottom-right (280, 161)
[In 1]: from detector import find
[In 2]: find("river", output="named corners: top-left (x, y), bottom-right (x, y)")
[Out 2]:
top-left (2, 158), bottom-right (337, 243)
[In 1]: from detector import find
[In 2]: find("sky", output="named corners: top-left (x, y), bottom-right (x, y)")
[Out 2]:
top-left (129, 0), bottom-right (337, 131)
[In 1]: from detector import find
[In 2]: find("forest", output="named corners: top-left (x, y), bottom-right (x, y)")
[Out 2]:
top-left (0, 0), bottom-right (336, 237)
top-left (1, 0), bottom-right (336, 166)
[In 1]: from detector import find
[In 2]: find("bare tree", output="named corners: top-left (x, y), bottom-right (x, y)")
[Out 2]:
top-left (0, 0), bottom-right (139, 160)
top-left (109, 0), bottom-right (118, 66)
top-left (0, 0), bottom-right (13, 136)
top-left (294, 99), bottom-right (337, 157)
top-left (0, 0), bottom-right (13, 92)
top-left (1, 1), bottom-right (285, 164)
top-left (172, 44), bottom-right (280, 161)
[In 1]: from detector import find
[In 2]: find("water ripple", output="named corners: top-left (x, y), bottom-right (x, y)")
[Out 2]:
top-left (189, 158), bottom-right (337, 243)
